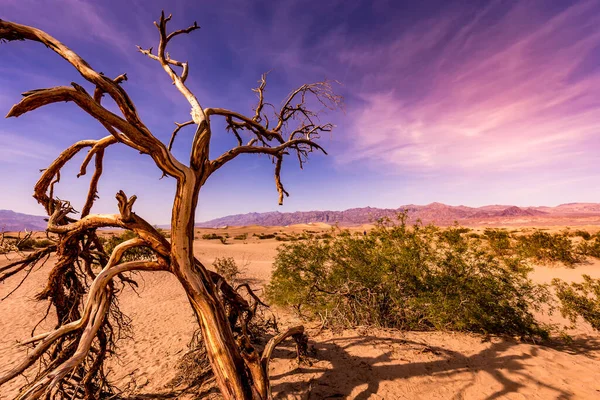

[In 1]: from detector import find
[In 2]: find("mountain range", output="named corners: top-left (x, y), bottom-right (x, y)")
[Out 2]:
top-left (2, 203), bottom-right (600, 231)
top-left (196, 202), bottom-right (600, 228)
top-left (0, 209), bottom-right (47, 231)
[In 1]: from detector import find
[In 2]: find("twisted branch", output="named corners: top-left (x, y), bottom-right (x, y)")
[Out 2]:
top-left (1, 11), bottom-right (340, 400)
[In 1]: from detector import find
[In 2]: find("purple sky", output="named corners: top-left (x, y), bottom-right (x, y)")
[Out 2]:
top-left (1, 0), bottom-right (599, 224)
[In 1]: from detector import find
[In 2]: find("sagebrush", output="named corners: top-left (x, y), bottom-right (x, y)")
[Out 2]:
top-left (267, 215), bottom-right (552, 338)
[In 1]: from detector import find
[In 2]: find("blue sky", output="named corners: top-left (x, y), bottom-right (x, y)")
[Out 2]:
top-left (1, 0), bottom-right (600, 224)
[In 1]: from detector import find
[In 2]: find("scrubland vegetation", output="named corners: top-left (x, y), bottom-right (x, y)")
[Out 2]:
top-left (201, 232), bottom-right (228, 244)
top-left (266, 215), bottom-right (600, 339)
top-left (6, 221), bottom-right (600, 342)
top-left (0, 232), bottom-right (54, 253)
top-left (553, 275), bottom-right (600, 330)
top-left (101, 230), bottom-right (156, 261)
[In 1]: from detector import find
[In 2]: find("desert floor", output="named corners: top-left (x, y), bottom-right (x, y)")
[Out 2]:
top-left (2, 224), bottom-right (600, 399)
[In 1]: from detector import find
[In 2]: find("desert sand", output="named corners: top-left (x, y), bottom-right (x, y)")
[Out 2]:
top-left (2, 225), bottom-right (600, 399)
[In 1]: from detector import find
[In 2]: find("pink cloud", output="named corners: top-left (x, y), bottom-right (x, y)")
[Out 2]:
top-left (337, 1), bottom-right (600, 176)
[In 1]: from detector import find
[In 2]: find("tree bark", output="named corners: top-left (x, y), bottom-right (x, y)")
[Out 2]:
top-left (170, 170), bottom-right (258, 399)
top-left (0, 13), bottom-right (339, 399)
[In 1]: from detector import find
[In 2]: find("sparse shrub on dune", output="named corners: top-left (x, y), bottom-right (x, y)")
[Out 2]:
top-left (553, 276), bottom-right (600, 331)
top-left (33, 238), bottom-right (54, 248)
top-left (257, 233), bottom-right (276, 240)
top-left (573, 230), bottom-right (592, 240)
top-left (267, 214), bottom-right (551, 339)
top-left (202, 232), bottom-right (226, 242)
top-left (155, 226), bottom-right (171, 238)
top-left (577, 235), bottom-right (600, 258)
top-left (101, 230), bottom-right (155, 262)
top-left (213, 257), bottom-right (242, 284)
top-left (515, 230), bottom-right (584, 266)
top-left (483, 228), bottom-right (512, 256)
top-left (0, 231), bottom-right (55, 253)
top-left (15, 237), bottom-right (38, 251)
top-left (336, 229), bottom-right (352, 237)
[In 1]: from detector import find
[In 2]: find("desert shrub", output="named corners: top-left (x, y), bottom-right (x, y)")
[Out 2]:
top-left (16, 237), bottom-right (38, 250)
top-left (552, 276), bottom-right (600, 331)
top-left (202, 233), bottom-right (224, 241)
top-left (34, 238), bottom-right (54, 248)
top-left (516, 231), bottom-right (584, 266)
top-left (233, 233), bottom-right (247, 241)
top-left (278, 233), bottom-right (301, 242)
top-left (257, 233), bottom-right (276, 240)
top-left (577, 236), bottom-right (600, 258)
top-left (0, 233), bottom-right (54, 253)
top-left (438, 225), bottom-right (470, 246)
top-left (213, 257), bottom-right (242, 284)
top-left (102, 230), bottom-right (154, 261)
top-left (155, 226), bottom-right (171, 238)
top-left (483, 228), bottom-right (512, 255)
top-left (0, 238), bottom-right (17, 254)
top-left (573, 230), bottom-right (592, 241)
top-left (300, 232), bottom-right (315, 240)
top-left (267, 216), bottom-right (550, 338)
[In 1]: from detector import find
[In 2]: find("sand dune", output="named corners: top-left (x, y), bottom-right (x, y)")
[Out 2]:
top-left (2, 228), bottom-right (600, 399)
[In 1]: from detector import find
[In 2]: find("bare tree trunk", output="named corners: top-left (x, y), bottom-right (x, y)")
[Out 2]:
top-left (0, 13), bottom-right (339, 399)
top-left (170, 172), bottom-right (257, 399)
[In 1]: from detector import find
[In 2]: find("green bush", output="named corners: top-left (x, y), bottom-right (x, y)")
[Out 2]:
top-left (483, 228), bottom-right (512, 255)
top-left (257, 233), bottom-right (276, 240)
top-left (233, 233), bottom-right (247, 241)
top-left (577, 236), bottom-right (600, 258)
top-left (16, 237), bottom-right (38, 251)
top-left (337, 229), bottom-right (351, 237)
top-left (202, 233), bottom-right (224, 241)
top-left (553, 276), bottom-right (600, 331)
top-left (213, 257), bottom-right (242, 284)
top-left (573, 230), bottom-right (592, 241)
top-left (157, 227), bottom-right (170, 238)
top-left (267, 216), bottom-right (550, 338)
top-left (102, 230), bottom-right (154, 262)
top-left (34, 238), bottom-right (54, 248)
top-left (516, 230), bottom-right (584, 266)
top-left (1, 234), bottom-right (55, 252)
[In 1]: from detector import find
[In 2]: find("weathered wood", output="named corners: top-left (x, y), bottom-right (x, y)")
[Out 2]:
top-left (0, 11), bottom-right (340, 399)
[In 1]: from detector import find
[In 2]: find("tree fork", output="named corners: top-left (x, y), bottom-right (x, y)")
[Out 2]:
top-left (0, 11), bottom-right (341, 399)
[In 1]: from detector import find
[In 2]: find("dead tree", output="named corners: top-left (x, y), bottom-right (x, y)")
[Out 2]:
top-left (0, 11), bottom-right (341, 400)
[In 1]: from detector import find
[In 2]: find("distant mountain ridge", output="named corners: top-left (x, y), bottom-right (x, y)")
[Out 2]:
top-left (2, 203), bottom-right (599, 231)
top-left (197, 202), bottom-right (600, 228)
top-left (0, 210), bottom-right (47, 231)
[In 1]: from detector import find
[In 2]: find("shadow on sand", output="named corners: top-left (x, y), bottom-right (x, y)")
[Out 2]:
top-left (270, 334), bottom-right (600, 400)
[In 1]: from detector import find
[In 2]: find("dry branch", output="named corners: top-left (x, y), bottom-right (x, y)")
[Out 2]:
top-left (0, 10), bottom-right (340, 400)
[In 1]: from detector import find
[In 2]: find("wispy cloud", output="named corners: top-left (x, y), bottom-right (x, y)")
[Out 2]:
top-left (2, 0), bottom-right (139, 56)
top-left (2, 0), bottom-right (600, 220)
top-left (0, 131), bottom-right (61, 163)
top-left (333, 1), bottom-right (600, 175)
